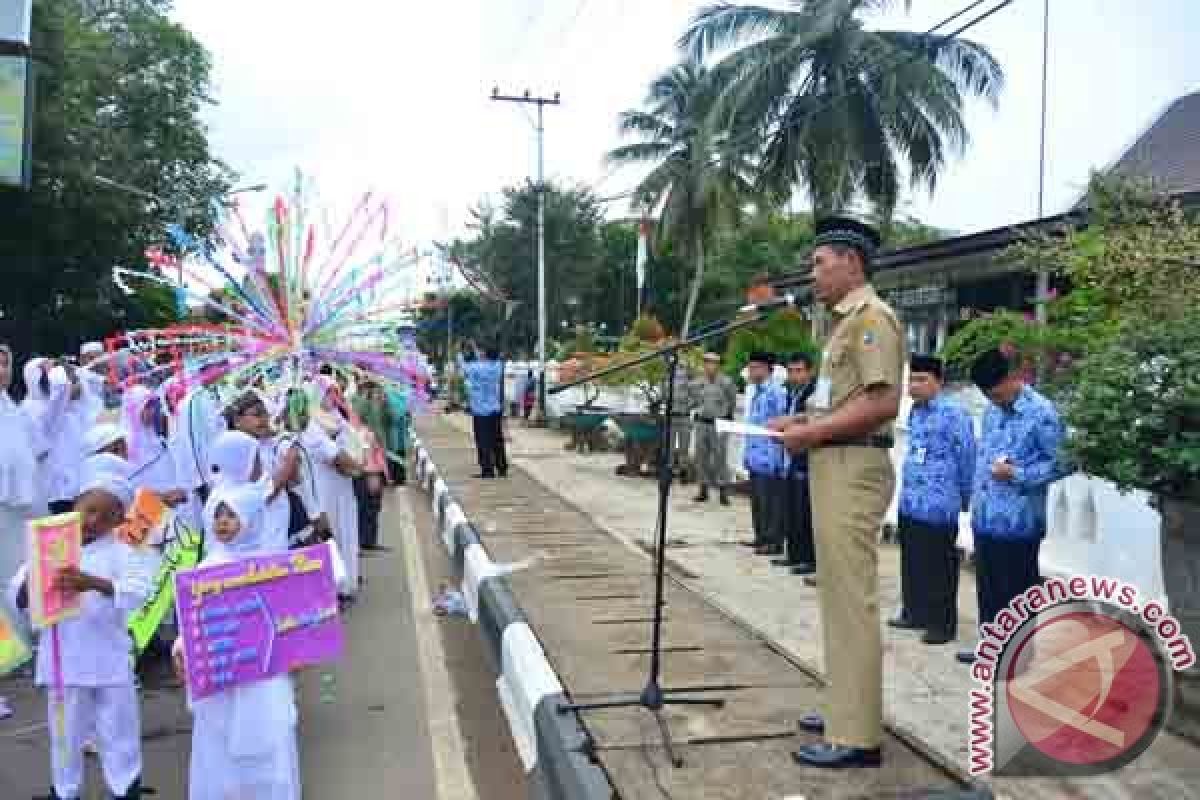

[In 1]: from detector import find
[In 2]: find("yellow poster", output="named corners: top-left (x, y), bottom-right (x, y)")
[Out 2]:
top-left (0, 602), bottom-right (31, 676)
top-left (0, 55), bottom-right (29, 188)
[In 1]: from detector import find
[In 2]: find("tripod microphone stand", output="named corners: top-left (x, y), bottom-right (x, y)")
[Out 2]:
top-left (551, 308), bottom-right (775, 768)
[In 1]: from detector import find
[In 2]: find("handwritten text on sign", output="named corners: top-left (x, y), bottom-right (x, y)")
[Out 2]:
top-left (174, 543), bottom-right (344, 700)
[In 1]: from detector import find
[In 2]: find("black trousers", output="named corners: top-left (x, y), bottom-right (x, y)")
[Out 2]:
top-left (472, 413), bottom-right (508, 477)
top-left (783, 473), bottom-right (816, 565)
top-left (974, 534), bottom-right (1041, 630)
top-left (387, 456), bottom-right (406, 485)
top-left (749, 473), bottom-right (785, 546)
top-left (898, 516), bottom-right (960, 635)
top-left (354, 476), bottom-right (382, 549)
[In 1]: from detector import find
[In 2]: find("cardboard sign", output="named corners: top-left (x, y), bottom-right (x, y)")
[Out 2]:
top-left (119, 489), bottom-right (168, 547)
top-left (27, 513), bottom-right (82, 628)
top-left (0, 602), bottom-right (31, 675)
top-left (174, 543), bottom-right (344, 700)
top-left (127, 518), bottom-right (203, 655)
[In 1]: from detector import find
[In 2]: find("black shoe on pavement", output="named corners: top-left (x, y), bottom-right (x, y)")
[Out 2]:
top-left (793, 743), bottom-right (882, 769)
top-left (798, 712), bottom-right (826, 734)
top-left (719, 489), bottom-right (730, 506)
top-left (770, 558), bottom-right (798, 568)
top-left (790, 562), bottom-right (816, 576)
top-left (922, 630), bottom-right (956, 646)
top-left (887, 613), bottom-right (923, 631)
top-left (956, 649), bottom-right (977, 665)
top-left (693, 491), bottom-right (708, 503)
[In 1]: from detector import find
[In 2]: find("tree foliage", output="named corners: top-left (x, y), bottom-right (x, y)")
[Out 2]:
top-left (0, 0), bottom-right (232, 363)
top-left (680, 0), bottom-right (1004, 219)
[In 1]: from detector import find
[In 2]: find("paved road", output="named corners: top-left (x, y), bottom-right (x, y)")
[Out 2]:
top-left (0, 487), bottom-right (526, 799)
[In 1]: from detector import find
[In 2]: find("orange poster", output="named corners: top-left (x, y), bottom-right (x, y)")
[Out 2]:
top-left (27, 513), bottom-right (82, 628)
top-left (120, 488), bottom-right (168, 547)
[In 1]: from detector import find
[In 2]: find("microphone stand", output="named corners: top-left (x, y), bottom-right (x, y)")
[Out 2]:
top-left (552, 304), bottom-right (784, 768)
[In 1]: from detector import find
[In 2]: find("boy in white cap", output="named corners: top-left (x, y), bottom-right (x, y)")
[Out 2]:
top-left (8, 469), bottom-right (151, 799)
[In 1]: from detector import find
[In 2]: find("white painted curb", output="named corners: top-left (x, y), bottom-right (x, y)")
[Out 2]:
top-left (498, 622), bottom-right (565, 772)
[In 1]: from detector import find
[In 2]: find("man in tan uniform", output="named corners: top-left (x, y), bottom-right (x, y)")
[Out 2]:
top-left (773, 216), bottom-right (905, 769)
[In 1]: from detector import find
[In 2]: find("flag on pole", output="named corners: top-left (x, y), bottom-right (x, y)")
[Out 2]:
top-left (636, 219), bottom-right (650, 316)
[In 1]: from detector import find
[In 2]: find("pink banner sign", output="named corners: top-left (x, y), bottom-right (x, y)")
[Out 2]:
top-left (27, 513), bottom-right (82, 629)
top-left (174, 543), bottom-right (344, 700)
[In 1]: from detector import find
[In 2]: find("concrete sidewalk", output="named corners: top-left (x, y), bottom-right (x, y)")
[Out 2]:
top-left (444, 410), bottom-right (1200, 800)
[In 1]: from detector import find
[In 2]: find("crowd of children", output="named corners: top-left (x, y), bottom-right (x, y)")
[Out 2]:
top-left (0, 341), bottom-right (412, 799)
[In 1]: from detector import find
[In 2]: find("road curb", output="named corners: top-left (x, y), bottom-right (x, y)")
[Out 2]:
top-left (412, 436), bottom-right (614, 800)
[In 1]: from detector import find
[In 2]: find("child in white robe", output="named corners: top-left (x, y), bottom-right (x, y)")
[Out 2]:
top-left (176, 483), bottom-right (301, 800)
top-left (8, 470), bottom-right (150, 800)
top-left (304, 380), bottom-right (362, 602)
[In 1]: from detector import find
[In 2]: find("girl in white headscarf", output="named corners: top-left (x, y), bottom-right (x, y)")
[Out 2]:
top-left (0, 346), bottom-right (39, 585)
top-left (206, 429), bottom-right (296, 554)
top-left (177, 483), bottom-right (300, 800)
top-left (20, 357), bottom-right (68, 513)
top-left (304, 378), bottom-right (362, 603)
top-left (166, 382), bottom-right (225, 530)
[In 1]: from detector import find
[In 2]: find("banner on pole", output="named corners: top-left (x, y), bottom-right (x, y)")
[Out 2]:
top-left (127, 518), bottom-right (203, 656)
top-left (28, 513), bottom-right (83, 629)
top-left (0, 602), bottom-right (31, 676)
top-left (174, 543), bottom-right (344, 700)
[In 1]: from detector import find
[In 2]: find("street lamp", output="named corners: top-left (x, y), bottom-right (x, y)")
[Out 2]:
top-left (94, 175), bottom-right (266, 286)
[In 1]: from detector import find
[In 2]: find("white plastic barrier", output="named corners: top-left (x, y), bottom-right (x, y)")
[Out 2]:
top-left (1043, 474), bottom-right (1166, 603)
top-left (497, 623), bottom-right (565, 771)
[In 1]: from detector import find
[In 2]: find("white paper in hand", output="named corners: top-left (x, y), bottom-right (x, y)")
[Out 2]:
top-left (715, 419), bottom-right (783, 438)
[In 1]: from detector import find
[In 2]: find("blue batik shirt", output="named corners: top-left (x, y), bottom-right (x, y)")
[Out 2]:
top-left (744, 381), bottom-right (788, 477)
top-left (899, 393), bottom-right (976, 528)
top-left (972, 385), bottom-right (1067, 540)
top-left (457, 353), bottom-right (504, 416)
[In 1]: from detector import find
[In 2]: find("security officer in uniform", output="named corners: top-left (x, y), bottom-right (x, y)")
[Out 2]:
top-left (691, 352), bottom-right (738, 505)
top-left (774, 216), bottom-right (905, 769)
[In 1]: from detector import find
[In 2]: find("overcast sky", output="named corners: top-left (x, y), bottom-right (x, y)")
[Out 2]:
top-left (171, 0), bottom-right (1200, 244)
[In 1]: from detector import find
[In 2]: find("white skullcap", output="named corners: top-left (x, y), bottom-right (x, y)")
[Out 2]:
top-left (78, 467), bottom-right (134, 509)
top-left (84, 423), bottom-right (127, 455)
top-left (83, 453), bottom-right (131, 481)
top-left (80, 342), bottom-right (104, 356)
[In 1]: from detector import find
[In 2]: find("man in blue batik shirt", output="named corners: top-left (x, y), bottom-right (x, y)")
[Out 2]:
top-left (743, 352), bottom-right (789, 557)
top-left (457, 340), bottom-right (508, 479)
top-left (890, 355), bottom-right (975, 645)
top-left (958, 348), bottom-right (1066, 665)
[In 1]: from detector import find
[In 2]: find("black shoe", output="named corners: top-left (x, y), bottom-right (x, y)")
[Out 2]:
top-left (790, 562), bottom-right (816, 576)
top-left (797, 712), bottom-right (825, 734)
top-left (922, 630), bottom-right (956, 646)
top-left (693, 491), bottom-right (708, 503)
top-left (956, 648), bottom-right (977, 665)
top-left (792, 742), bottom-right (882, 769)
top-left (771, 558), bottom-right (799, 568)
top-left (718, 490), bottom-right (730, 506)
top-left (887, 613), bottom-right (923, 630)
top-left (362, 544), bottom-right (392, 552)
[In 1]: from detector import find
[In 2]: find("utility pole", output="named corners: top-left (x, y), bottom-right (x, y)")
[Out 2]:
top-left (491, 88), bottom-right (560, 423)
top-left (1034, 0), bottom-right (1051, 324)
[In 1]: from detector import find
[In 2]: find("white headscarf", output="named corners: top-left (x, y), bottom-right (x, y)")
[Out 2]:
top-left (0, 347), bottom-right (38, 508)
top-left (122, 385), bottom-right (160, 467)
top-left (207, 430), bottom-right (260, 487)
top-left (201, 482), bottom-right (267, 562)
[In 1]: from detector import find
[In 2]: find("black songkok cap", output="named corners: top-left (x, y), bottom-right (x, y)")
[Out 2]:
top-left (747, 351), bottom-right (774, 367)
top-left (910, 354), bottom-right (944, 380)
top-left (813, 215), bottom-right (882, 257)
top-left (970, 348), bottom-right (1013, 391)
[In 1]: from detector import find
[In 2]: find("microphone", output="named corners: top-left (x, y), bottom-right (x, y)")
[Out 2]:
top-left (738, 292), bottom-right (798, 314)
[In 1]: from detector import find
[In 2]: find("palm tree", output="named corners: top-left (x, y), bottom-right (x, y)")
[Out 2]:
top-left (608, 60), bottom-right (754, 338)
top-left (681, 0), bottom-right (1004, 220)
